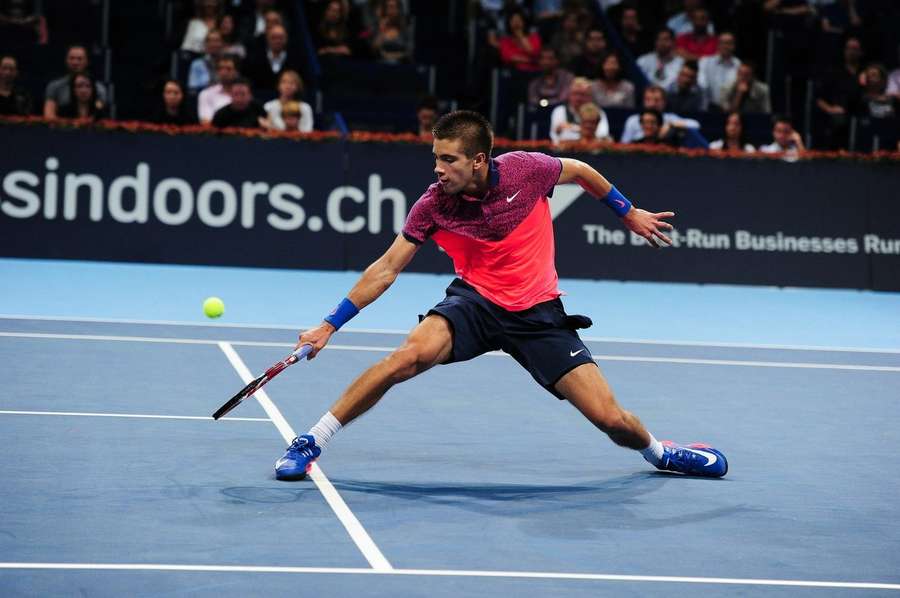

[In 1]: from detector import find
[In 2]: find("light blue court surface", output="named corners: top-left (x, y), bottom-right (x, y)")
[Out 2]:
top-left (1, 258), bottom-right (900, 596)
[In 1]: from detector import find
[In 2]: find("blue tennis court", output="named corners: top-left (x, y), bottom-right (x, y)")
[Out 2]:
top-left (2, 283), bottom-right (899, 597)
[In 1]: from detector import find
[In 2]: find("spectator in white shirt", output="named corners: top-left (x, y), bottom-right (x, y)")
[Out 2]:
top-left (698, 31), bottom-right (740, 110)
top-left (667, 0), bottom-right (714, 36)
top-left (887, 43), bottom-right (900, 99)
top-left (550, 77), bottom-right (610, 144)
top-left (181, 0), bottom-right (223, 54)
top-left (637, 28), bottom-right (684, 90)
top-left (198, 55), bottom-right (238, 124)
top-left (759, 114), bottom-right (805, 161)
top-left (187, 29), bottom-right (224, 93)
top-left (262, 69), bottom-right (314, 132)
top-left (620, 85), bottom-right (700, 143)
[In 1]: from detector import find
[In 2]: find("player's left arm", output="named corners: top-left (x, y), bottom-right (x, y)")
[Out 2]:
top-left (557, 157), bottom-right (674, 248)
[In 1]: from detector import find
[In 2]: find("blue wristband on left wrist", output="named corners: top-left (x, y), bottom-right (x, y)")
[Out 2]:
top-left (603, 186), bottom-right (633, 217)
top-left (324, 297), bottom-right (359, 331)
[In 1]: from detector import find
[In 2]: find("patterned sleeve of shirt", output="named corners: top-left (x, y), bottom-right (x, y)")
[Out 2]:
top-left (401, 184), bottom-right (440, 245)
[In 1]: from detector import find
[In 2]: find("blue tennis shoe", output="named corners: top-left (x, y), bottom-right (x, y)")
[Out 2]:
top-left (658, 441), bottom-right (728, 477)
top-left (275, 435), bottom-right (321, 480)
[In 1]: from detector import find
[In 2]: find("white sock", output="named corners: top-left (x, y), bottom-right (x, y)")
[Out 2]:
top-left (308, 411), bottom-right (342, 451)
top-left (640, 433), bottom-right (664, 467)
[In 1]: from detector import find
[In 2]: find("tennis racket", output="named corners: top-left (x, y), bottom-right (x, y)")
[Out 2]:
top-left (213, 344), bottom-right (313, 420)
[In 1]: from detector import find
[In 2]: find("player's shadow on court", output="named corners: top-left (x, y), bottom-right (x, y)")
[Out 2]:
top-left (329, 473), bottom-right (753, 536)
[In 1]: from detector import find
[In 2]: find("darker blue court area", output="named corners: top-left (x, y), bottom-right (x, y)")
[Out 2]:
top-left (2, 318), bottom-right (899, 597)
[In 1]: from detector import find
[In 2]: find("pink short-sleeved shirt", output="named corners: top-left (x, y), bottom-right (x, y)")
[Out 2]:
top-left (402, 151), bottom-right (563, 311)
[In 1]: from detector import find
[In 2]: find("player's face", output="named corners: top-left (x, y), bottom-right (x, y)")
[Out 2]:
top-left (432, 137), bottom-right (484, 195)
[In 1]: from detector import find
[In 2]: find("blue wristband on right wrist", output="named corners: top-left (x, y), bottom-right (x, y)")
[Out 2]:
top-left (324, 297), bottom-right (359, 331)
top-left (603, 186), bottom-right (633, 217)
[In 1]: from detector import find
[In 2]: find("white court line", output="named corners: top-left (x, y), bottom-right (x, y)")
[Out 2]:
top-left (216, 342), bottom-right (392, 572)
top-left (0, 409), bottom-right (269, 422)
top-left (0, 563), bottom-right (897, 591)
top-left (2, 331), bottom-right (899, 372)
top-left (2, 314), bottom-right (898, 354)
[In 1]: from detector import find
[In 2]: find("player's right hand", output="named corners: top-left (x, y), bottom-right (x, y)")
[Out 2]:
top-left (296, 322), bottom-right (336, 359)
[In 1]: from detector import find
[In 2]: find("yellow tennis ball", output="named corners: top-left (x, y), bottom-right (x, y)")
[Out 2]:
top-left (203, 297), bottom-right (225, 319)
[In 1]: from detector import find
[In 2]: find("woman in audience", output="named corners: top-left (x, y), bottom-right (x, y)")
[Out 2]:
top-left (591, 52), bottom-right (635, 108)
top-left (371, 0), bottom-right (411, 63)
top-left (262, 69), bottom-right (313, 132)
top-left (57, 73), bottom-right (106, 121)
top-left (150, 79), bottom-right (198, 125)
top-left (316, 0), bottom-right (353, 58)
top-left (498, 9), bottom-right (541, 72)
top-left (181, 0), bottom-right (222, 54)
top-left (709, 111), bottom-right (755, 152)
top-left (218, 13), bottom-right (246, 58)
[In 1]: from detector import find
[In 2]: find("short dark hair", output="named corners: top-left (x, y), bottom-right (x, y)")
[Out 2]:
top-left (432, 110), bottom-right (493, 158)
top-left (640, 109), bottom-right (663, 126)
top-left (657, 27), bottom-right (675, 40)
top-left (216, 54), bottom-right (238, 69)
top-left (231, 77), bottom-right (252, 90)
top-left (417, 95), bottom-right (439, 112)
top-left (772, 113), bottom-right (793, 127)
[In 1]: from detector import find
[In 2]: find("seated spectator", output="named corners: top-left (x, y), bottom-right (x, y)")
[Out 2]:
top-left (857, 63), bottom-right (898, 120)
top-left (558, 102), bottom-right (614, 149)
top-left (549, 8), bottom-right (587, 67)
top-left (815, 36), bottom-right (863, 149)
top-left (150, 79), bottom-right (199, 125)
top-left (666, 61), bottom-right (706, 113)
top-left (0, 55), bottom-right (32, 115)
top-left (248, 8), bottom-right (287, 56)
top-left (414, 95), bottom-right (439, 140)
top-left (262, 69), bottom-right (313, 132)
top-left (279, 101), bottom-right (305, 131)
top-left (630, 109), bottom-right (680, 146)
top-left (43, 45), bottom-right (108, 120)
top-left (218, 13), bottom-right (246, 58)
top-left (759, 114), bottom-right (805, 160)
top-left (527, 47), bottom-right (574, 108)
top-left (591, 53), bottom-right (635, 109)
top-left (698, 31), bottom-right (740, 110)
top-left (372, 9), bottom-right (411, 64)
top-left (212, 78), bottom-right (265, 128)
top-left (676, 7), bottom-right (717, 62)
top-left (0, 0), bottom-right (48, 46)
top-left (498, 9), bottom-right (541, 72)
top-left (550, 77), bottom-right (610, 145)
top-left (187, 29), bottom-right (224, 93)
top-left (618, 6), bottom-right (652, 58)
top-left (887, 44), bottom-right (900, 99)
top-left (709, 111), bottom-right (755, 152)
top-left (198, 55), bottom-right (239, 124)
top-left (244, 24), bottom-right (303, 91)
top-left (239, 0), bottom-right (277, 45)
top-left (568, 27), bottom-right (607, 79)
top-left (181, 0), bottom-right (223, 54)
top-left (620, 85), bottom-right (700, 143)
top-left (637, 28), bottom-right (684, 90)
top-left (56, 73), bottom-right (106, 121)
top-left (724, 61), bottom-right (771, 113)
top-left (667, 0), bottom-right (714, 35)
top-left (316, 0), bottom-right (353, 59)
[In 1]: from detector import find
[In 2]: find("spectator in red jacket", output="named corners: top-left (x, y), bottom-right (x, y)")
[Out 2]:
top-left (676, 8), bottom-right (717, 62)
top-left (498, 9), bottom-right (541, 72)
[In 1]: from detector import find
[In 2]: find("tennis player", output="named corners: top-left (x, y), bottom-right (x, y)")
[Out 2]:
top-left (276, 110), bottom-right (728, 480)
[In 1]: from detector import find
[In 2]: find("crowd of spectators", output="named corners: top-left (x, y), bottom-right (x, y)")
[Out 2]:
top-left (0, 0), bottom-right (898, 154)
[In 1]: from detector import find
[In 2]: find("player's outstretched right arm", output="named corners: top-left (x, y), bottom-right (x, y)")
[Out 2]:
top-left (296, 234), bottom-right (419, 357)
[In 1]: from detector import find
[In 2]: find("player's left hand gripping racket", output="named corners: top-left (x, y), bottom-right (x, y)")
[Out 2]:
top-left (213, 344), bottom-right (313, 420)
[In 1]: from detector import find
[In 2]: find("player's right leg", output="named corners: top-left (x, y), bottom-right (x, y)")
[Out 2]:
top-left (275, 315), bottom-right (453, 480)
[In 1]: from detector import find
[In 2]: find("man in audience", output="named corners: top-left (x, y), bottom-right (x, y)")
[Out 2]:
top-left (815, 36), bottom-right (863, 149)
top-left (198, 55), bottom-right (239, 125)
top-left (676, 8), bottom-right (717, 62)
top-left (618, 7), bottom-right (652, 58)
top-left (620, 85), bottom-right (700, 143)
top-left (666, 62), bottom-right (706, 113)
top-left (667, 0), bottom-right (714, 36)
top-left (568, 28), bottom-right (607, 79)
top-left (245, 23), bottom-right (303, 91)
top-left (550, 77), bottom-right (610, 145)
top-left (630, 108), bottom-right (680, 146)
top-left (724, 61), bottom-right (771, 113)
top-left (698, 31), bottom-right (740, 110)
top-left (759, 114), bottom-right (805, 160)
top-left (187, 29), bottom-right (224, 93)
top-left (414, 95), bottom-right (439, 140)
top-left (528, 47), bottom-right (574, 108)
top-left (0, 54), bottom-right (32, 115)
top-left (212, 78), bottom-right (265, 128)
top-left (43, 45), bottom-right (107, 119)
top-left (637, 28), bottom-right (684, 90)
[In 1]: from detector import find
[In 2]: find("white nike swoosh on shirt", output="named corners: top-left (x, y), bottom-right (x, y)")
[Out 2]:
top-left (570, 349), bottom-right (584, 357)
top-left (506, 190), bottom-right (521, 203)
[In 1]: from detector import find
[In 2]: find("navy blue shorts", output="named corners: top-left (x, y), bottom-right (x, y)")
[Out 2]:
top-left (423, 279), bottom-right (597, 400)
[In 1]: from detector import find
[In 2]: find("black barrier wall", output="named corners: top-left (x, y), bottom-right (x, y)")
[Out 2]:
top-left (2, 124), bottom-right (899, 290)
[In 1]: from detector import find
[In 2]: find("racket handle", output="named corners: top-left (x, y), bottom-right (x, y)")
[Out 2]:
top-left (291, 344), bottom-right (314, 361)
